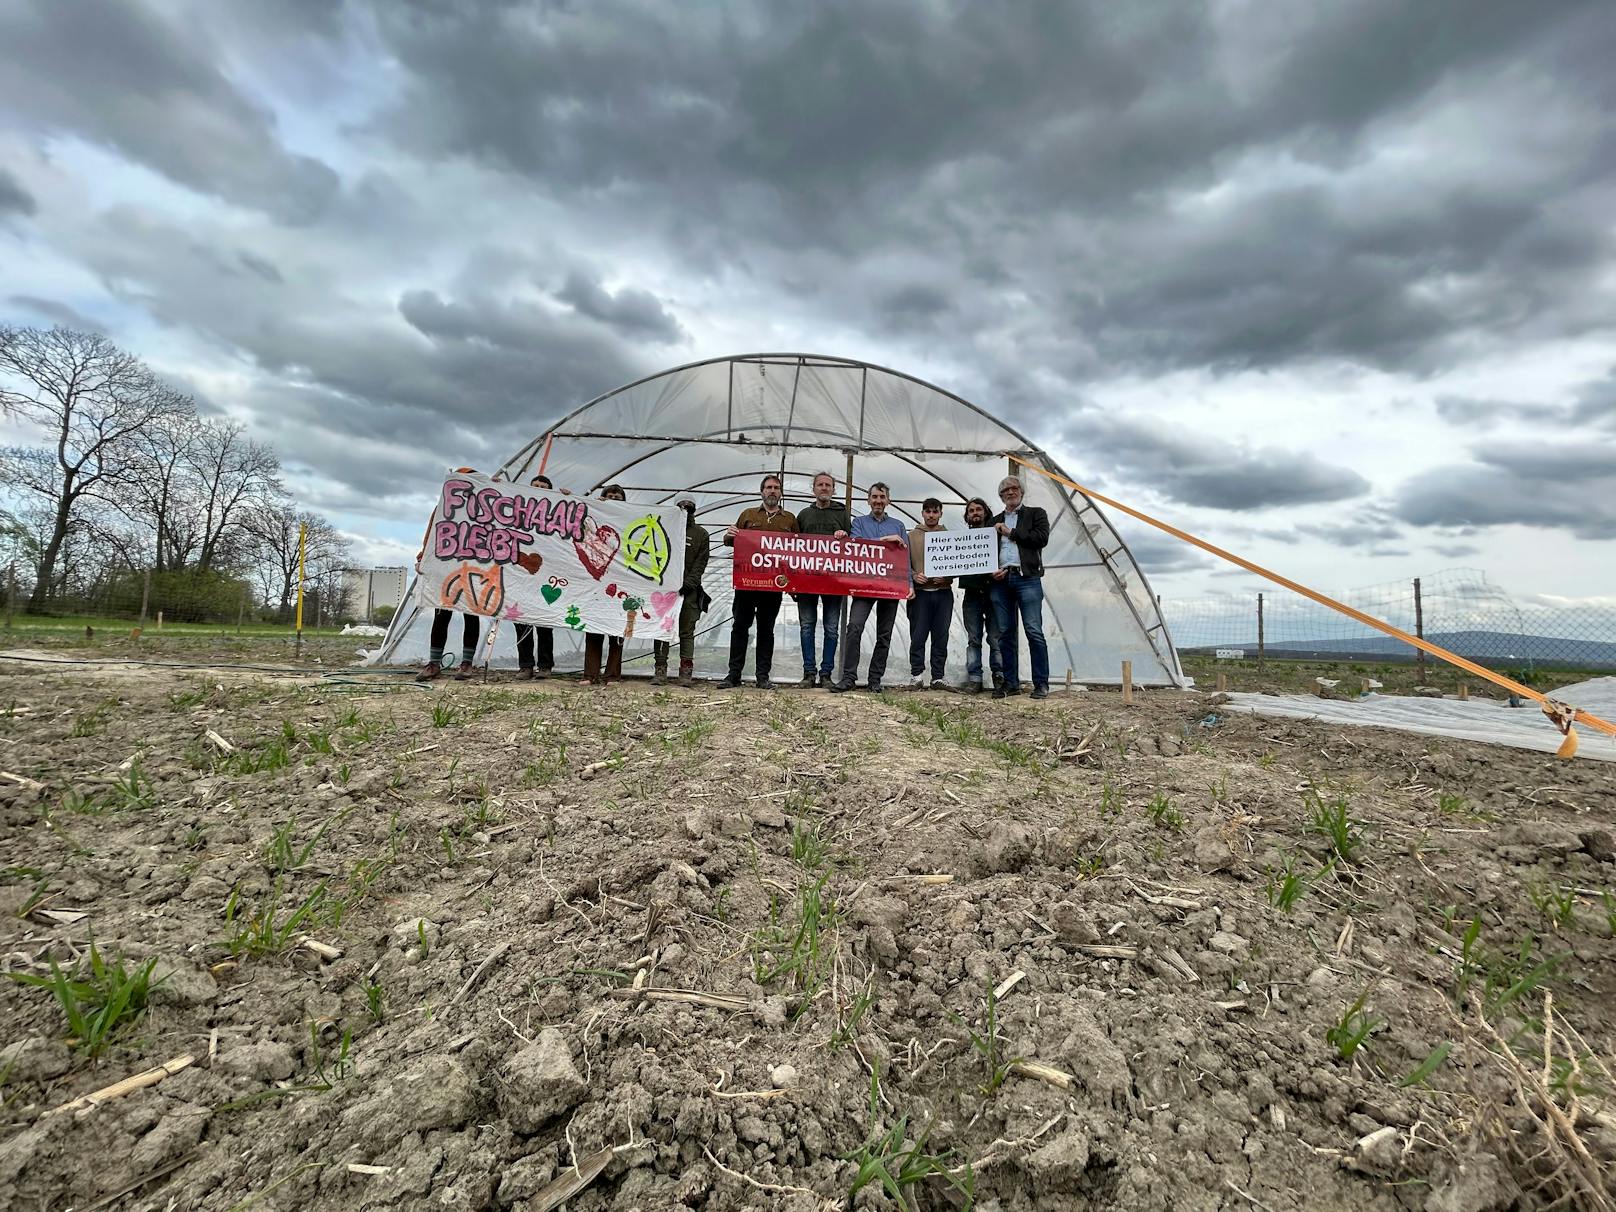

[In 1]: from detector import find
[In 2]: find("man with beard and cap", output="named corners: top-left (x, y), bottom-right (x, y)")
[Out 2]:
top-left (719, 473), bottom-right (797, 689)
top-left (793, 470), bottom-right (851, 688)
top-left (653, 498), bottom-right (710, 686)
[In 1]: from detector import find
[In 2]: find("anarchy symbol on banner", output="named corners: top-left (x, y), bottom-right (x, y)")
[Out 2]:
top-left (440, 562), bottom-right (504, 616)
top-left (622, 514), bottom-right (671, 581)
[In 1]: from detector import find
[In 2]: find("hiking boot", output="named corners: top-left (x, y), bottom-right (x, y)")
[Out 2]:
top-left (865, 681), bottom-right (883, 693)
top-left (829, 680), bottom-right (854, 694)
top-left (992, 685), bottom-right (1006, 699)
top-left (454, 661), bottom-right (474, 681)
top-left (415, 662), bottom-right (442, 682)
top-left (677, 660), bottom-right (694, 687)
top-left (1030, 685), bottom-right (1049, 700)
top-left (534, 667), bottom-right (551, 680)
top-left (963, 681), bottom-right (982, 695)
top-left (799, 672), bottom-right (817, 688)
top-left (652, 661), bottom-right (668, 686)
top-left (517, 666), bottom-right (535, 680)
top-left (756, 677), bottom-right (774, 690)
top-left (992, 674), bottom-right (1006, 692)
top-left (716, 676), bottom-right (742, 690)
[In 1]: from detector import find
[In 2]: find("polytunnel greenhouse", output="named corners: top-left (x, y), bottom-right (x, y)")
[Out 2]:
top-left (375, 353), bottom-right (1186, 687)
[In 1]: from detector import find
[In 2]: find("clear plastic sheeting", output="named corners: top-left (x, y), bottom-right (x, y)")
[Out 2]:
top-left (375, 353), bottom-right (1185, 686)
top-left (1220, 688), bottom-right (1616, 763)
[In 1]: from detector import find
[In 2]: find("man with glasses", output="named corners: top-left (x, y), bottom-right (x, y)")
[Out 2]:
top-left (990, 476), bottom-right (1051, 700)
top-left (830, 482), bottom-right (911, 693)
top-left (794, 471), bottom-right (851, 688)
top-left (720, 473), bottom-right (798, 689)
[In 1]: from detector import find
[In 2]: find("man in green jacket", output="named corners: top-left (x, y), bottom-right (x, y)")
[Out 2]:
top-left (793, 470), bottom-right (852, 687)
top-left (654, 499), bottom-right (710, 686)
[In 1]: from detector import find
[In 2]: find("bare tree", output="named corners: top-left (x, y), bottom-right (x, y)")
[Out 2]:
top-left (188, 420), bottom-right (284, 573)
top-left (118, 404), bottom-right (202, 572)
top-left (244, 504), bottom-right (347, 621)
top-left (0, 326), bottom-right (188, 607)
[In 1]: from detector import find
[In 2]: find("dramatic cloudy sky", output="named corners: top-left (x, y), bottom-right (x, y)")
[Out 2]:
top-left (3, 0), bottom-right (1615, 610)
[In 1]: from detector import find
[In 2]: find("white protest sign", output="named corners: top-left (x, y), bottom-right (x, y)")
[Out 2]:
top-left (416, 471), bottom-right (686, 640)
top-left (922, 528), bottom-right (997, 578)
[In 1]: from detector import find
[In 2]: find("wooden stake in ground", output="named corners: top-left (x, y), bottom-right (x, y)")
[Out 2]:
top-left (1121, 660), bottom-right (1133, 705)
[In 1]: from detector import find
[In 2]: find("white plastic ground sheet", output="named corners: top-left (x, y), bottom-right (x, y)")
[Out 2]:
top-left (1222, 676), bottom-right (1616, 762)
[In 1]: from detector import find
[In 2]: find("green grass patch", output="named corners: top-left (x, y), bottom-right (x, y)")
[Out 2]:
top-left (8, 936), bottom-right (162, 1058)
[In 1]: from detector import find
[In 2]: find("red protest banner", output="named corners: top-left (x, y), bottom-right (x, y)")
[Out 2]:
top-left (731, 530), bottom-right (910, 599)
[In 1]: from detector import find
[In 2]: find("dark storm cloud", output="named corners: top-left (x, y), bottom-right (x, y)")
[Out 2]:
top-left (554, 271), bottom-right (686, 345)
top-left (1571, 369), bottom-right (1616, 427)
top-left (8, 296), bottom-right (103, 332)
top-left (0, 1), bottom-right (338, 222)
top-left (1060, 415), bottom-right (1370, 510)
top-left (0, 168), bottom-right (35, 216)
top-left (61, 208), bottom-right (656, 493)
top-left (360, 0), bottom-right (1616, 378)
top-left (1434, 396), bottom-right (1559, 428)
top-left (7, 0), bottom-right (1616, 563)
top-left (1394, 440), bottom-right (1616, 539)
top-left (1295, 515), bottom-right (1404, 548)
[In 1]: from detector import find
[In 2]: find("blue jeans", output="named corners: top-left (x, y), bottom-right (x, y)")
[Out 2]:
top-left (992, 572), bottom-right (1048, 690)
top-left (796, 594), bottom-right (842, 677)
top-left (961, 587), bottom-right (1002, 684)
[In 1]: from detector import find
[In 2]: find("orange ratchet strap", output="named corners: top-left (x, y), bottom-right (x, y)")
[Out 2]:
top-left (1010, 455), bottom-right (1616, 759)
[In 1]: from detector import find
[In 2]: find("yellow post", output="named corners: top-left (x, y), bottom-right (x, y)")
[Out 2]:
top-left (1121, 660), bottom-right (1133, 705)
top-left (295, 522), bottom-right (307, 654)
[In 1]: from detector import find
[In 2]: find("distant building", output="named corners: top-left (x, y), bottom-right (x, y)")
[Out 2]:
top-left (341, 567), bottom-right (407, 621)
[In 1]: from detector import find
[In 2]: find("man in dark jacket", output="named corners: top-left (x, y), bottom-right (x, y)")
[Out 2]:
top-left (990, 476), bottom-right (1051, 699)
top-left (793, 470), bottom-right (851, 687)
top-left (957, 497), bottom-right (1003, 693)
top-left (654, 499), bottom-right (710, 686)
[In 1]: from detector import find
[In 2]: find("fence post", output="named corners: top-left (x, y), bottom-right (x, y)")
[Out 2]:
top-left (139, 567), bottom-right (151, 625)
top-left (1256, 593), bottom-right (1265, 676)
top-left (237, 587), bottom-right (246, 634)
top-left (1413, 577), bottom-right (1426, 685)
top-left (3, 565), bottom-right (14, 632)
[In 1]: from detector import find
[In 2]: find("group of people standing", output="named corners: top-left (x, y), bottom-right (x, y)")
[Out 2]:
top-left (721, 471), bottom-right (1051, 699)
top-left (417, 471), bottom-right (1050, 700)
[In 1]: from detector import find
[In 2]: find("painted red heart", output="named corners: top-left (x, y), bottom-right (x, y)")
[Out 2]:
top-left (574, 523), bottom-right (620, 580)
top-left (516, 552), bottom-right (543, 575)
top-left (651, 590), bottom-right (679, 618)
